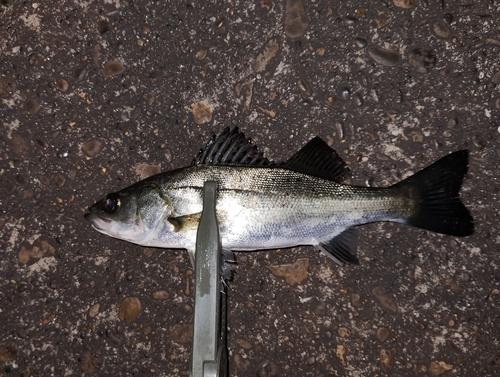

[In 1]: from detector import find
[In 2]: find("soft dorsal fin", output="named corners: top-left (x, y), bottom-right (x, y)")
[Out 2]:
top-left (192, 127), bottom-right (272, 166)
top-left (281, 137), bottom-right (349, 182)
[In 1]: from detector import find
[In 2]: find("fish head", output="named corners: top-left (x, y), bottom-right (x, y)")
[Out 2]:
top-left (85, 183), bottom-right (173, 244)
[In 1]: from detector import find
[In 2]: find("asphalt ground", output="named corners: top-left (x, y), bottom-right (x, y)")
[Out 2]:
top-left (1, 0), bottom-right (499, 376)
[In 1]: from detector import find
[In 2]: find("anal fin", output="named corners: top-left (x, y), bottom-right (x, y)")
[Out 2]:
top-left (221, 249), bottom-right (235, 281)
top-left (315, 228), bottom-right (360, 265)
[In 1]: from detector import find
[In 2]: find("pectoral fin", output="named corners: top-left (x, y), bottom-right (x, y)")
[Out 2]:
top-left (315, 228), bottom-right (360, 265)
top-left (167, 213), bottom-right (202, 232)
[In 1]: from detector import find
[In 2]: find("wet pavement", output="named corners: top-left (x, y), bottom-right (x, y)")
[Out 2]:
top-left (1, 0), bottom-right (499, 376)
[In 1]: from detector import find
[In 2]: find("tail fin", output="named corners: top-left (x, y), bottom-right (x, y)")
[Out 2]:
top-left (394, 150), bottom-right (474, 236)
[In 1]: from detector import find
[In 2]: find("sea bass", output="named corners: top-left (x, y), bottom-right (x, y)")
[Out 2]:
top-left (85, 128), bottom-right (474, 267)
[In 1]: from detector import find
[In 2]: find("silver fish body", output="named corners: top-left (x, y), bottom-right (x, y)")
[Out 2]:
top-left (85, 128), bottom-right (474, 266)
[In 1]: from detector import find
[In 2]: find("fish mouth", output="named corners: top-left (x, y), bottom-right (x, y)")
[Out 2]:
top-left (84, 212), bottom-right (112, 233)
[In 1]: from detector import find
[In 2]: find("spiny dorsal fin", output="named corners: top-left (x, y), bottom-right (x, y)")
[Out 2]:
top-left (281, 137), bottom-right (349, 183)
top-left (192, 127), bottom-right (272, 166)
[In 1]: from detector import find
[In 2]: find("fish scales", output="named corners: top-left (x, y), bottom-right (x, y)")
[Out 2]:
top-left (127, 164), bottom-right (414, 250)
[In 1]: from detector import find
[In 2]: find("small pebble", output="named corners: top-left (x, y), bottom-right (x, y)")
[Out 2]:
top-left (234, 353), bottom-right (250, 372)
top-left (335, 121), bottom-right (346, 140)
top-left (135, 164), bottom-right (161, 179)
top-left (34, 138), bottom-right (49, 149)
top-left (252, 39), bottom-right (279, 73)
top-left (430, 360), bottom-right (453, 374)
top-left (196, 49), bottom-right (207, 60)
top-left (297, 78), bottom-right (312, 95)
top-left (341, 87), bottom-right (350, 100)
top-left (368, 45), bottom-right (401, 67)
top-left (131, 106), bottom-right (142, 120)
top-left (11, 135), bottom-right (29, 157)
top-left (17, 283), bottom-right (27, 293)
top-left (54, 173), bottom-right (65, 187)
top-left (118, 297), bottom-right (142, 323)
top-left (338, 327), bottom-right (350, 337)
top-left (350, 293), bottom-right (363, 306)
top-left (17, 329), bottom-right (27, 339)
top-left (164, 148), bottom-right (173, 163)
top-left (38, 175), bottom-right (50, 186)
top-left (377, 327), bottom-right (389, 342)
top-left (106, 329), bottom-right (121, 346)
top-left (344, 16), bottom-right (357, 25)
top-left (305, 356), bottom-right (316, 365)
top-left (409, 47), bottom-right (437, 73)
top-left (24, 98), bottom-right (40, 114)
top-left (354, 37), bottom-right (367, 48)
top-left (73, 67), bottom-right (87, 80)
top-left (89, 304), bottom-right (100, 318)
top-left (314, 302), bottom-right (326, 316)
top-left (472, 135), bottom-right (486, 149)
top-left (255, 360), bottom-right (279, 377)
top-left (352, 93), bottom-right (363, 106)
top-left (410, 130), bottom-right (424, 142)
top-left (191, 101), bottom-right (212, 124)
top-left (82, 352), bottom-right (101, 374)
top-left (487, 353), bottom-right (500, 365)
top-left (446, 340), bottom-right (462, 353)
top-left (284, 0), bottom-right (309, 38)
top-left (57, 79), bottom-right (69, 92)
top-left (492, 71), bottom-right (500, 85)
top-left (442, 14), bottom-right (453, 24)
top-left (103, 61), bottom-right (125, 77)
top-left (169, 324), bottom-right (193, 344)
top-left (324, 95), bottom-right (337, 107)
top-left (152, 290), bottom-right (169, 300)
top-left (369, 88), bottom-right (380, 102)
top-left (372, 286), bottom-right (398, 312)
top-left (380, 349), bottom-right (395, 372)
top-left (336, 345), bottom-right (347, 366)
top-left (267, 258), bottom-right (309, 286)
top-left (98, 20), bottom-right (110, 35)
top-left (393, 0), bottom-right (413, 8)
top-left (433, 22), bottom-right (450, 38)
top-left (0, 342), bottom-right (19, 362)
top-left (459, 4), bottom-right (473, 15)
top-left (81, 139), bottom-right (103, 157)
top-left (355, 8), bottom-right (366, 17)
top-left (0, 78), bottom-right (15, 97)
top-left (447, 118), bottom-right (458, 129)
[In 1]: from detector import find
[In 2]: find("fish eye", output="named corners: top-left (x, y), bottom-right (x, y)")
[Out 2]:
top-left (103, 195), bottom-right (120, 213)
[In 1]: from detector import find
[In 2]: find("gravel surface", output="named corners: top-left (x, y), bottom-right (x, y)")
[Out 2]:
top-left (1, 0), bottom-right (499, 376)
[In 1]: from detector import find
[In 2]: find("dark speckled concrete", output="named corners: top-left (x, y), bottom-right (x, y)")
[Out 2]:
top-left (1, 0), bottom-right (499, 376)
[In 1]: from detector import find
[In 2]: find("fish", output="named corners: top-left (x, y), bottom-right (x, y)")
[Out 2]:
top-left (85, 127), bottom-right (474, 270)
